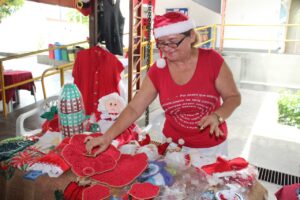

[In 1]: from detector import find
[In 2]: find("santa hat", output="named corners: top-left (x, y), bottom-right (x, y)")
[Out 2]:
top-left (153, 12), bottom-right (195, 68)
top-left (154, 12), bottom-right (195, 39)
top-left (157, 137), bottom-right (172, 155)
top-left (28, 153), bottom-right (70, 177)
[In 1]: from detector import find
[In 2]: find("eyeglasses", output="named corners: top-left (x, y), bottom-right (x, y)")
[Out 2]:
top-left (156, 36), bottom-right (187, 49)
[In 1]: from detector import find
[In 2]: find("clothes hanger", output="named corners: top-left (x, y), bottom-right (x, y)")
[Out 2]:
top-left (96, 42), bottom-right (109, 52)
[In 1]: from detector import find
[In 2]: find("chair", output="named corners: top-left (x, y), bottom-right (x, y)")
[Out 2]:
top-left (16, 95), bottom-right (58, 136)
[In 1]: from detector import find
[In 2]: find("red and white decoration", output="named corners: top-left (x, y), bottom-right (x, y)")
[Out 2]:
top-left (153, 12), bottom-right (196, 68)
top-left (153, 12), bottom-right (195, 39)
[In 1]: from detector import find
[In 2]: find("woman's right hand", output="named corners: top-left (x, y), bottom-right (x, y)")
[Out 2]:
top-left (84, 135), bottom-right (112, 156)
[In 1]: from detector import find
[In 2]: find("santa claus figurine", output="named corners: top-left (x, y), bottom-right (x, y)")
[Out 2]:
top-left (96, 92), bottom-right (139, 147)
top-left (97, 92), bottom-right (126, 133)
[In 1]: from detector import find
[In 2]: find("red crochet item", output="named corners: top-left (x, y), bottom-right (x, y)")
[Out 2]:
top-left (35, 152), bottom-right (69, 171)
top-left (129, 182), bottom-right (160, 200)
top-left (82, 184), bottom-right (110, 200)
top-left (114, 124), bottom-right (139, 147)
top-left (42, 114), bottom-right (60, 133)
top-left (64, 181), bottom-right (88, 200)
top-left (138, 134), bottom-right (151, 146)
top-left (91, 153), bottom-right (148, 187)
top-left (61, 133), bottom-right (121, 177)
top-left (69, 133), bottom-right (121, 160)
top-left (201, 157), bottom-right (249, 175)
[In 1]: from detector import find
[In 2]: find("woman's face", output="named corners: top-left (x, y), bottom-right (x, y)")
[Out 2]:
top-left (156, 32), bottom-right (193, 62)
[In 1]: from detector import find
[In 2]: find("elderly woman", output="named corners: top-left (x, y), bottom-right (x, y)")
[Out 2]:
top-left (85, 12), bottom-right (241, 166)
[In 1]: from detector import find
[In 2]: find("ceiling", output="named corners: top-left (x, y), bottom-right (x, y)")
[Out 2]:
top-left (27, 0), bottom-right (74, 8)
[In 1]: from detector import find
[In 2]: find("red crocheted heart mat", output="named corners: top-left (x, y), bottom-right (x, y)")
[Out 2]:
top-left (91, 153), bottom-right (148, 188)
top-left (129, 182), bottom-right (160, 200)
top-left (61, 134), bottom-right (121, 177)
top-left (82, 184), bottom-right (110, 200)
top-left (70, 133), bottom-right (121, 160)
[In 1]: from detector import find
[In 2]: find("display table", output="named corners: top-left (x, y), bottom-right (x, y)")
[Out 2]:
top-left (0, 170), bottom-right (75, 200)
top-left (0, 70), bottom-right (35, 104)
top-left (0, 169), bottom-right (268, 200)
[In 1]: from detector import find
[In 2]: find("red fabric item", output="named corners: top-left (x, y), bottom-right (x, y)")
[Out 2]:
top-left (42, 114), bottom-right (60, 133)
top-left (157, 142), bottom-right (170, 155)
top-left (148, 48), bottom-right (227, 148)
top-left (129, 182), bottom-right (160, 200)
top-left (153, 12), bottom-right (195, 39)
top-left (91, 153), bottom-right (148, 187)
top-left (115, 123), bottom-right (139, 147)
top-left (41, 121), bottom-right (49, 133)
top-left (72, 46), bottom-right (124, 115)
top-left (61, 133), bottom-right (121, 177)
top-left (68, 133), bottom-right (121, 160)
top-left (0, 70), bottom-right (35, 103)
top-left (35, 152), bottom-right (70, 171)
top-left (275, 183), bottom-right (300, 200)
top-left (201, 157), bottom-right (249, 175)
top-left (138, 134), bottom-right (151, 146)
top-left (64, 181), bottom-right (88, 200)
top-left (82, 184), bottom-right (110, 200)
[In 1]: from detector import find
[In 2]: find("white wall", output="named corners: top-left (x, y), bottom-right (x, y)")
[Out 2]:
top-left (120, 0), bottom-right (222, 32)
top-left (155, 0), bottom-right (221, 26)
top-left (119, 0), bottom-right (222, 47)
top-left (122, 0), bottom-right (284, 51)
top-left (224, 0), bottom-right (282, 50)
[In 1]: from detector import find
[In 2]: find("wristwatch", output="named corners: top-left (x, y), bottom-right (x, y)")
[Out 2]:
top-left (214, 112), bottom-right (224, 124)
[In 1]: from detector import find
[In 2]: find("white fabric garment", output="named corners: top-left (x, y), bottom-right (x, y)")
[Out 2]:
top-left (182, 140), bottom-right (228, 168)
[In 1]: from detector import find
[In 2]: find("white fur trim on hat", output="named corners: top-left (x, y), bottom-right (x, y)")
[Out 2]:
top-left (156, 58), bottom-right (166, 68)
top-left (154, 18), bottom-right (195, 38)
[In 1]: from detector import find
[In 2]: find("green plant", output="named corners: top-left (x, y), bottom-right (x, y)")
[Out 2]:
top-left (277, 90), bottom-right (300, 129)
top-left (67, 10), bottom-right (89, 26)
top-left (0, 0), bottom-right (24, 23)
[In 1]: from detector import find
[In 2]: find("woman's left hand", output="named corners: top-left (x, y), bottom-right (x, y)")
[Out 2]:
top-left (198, 114), bottom-right (224, 137)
